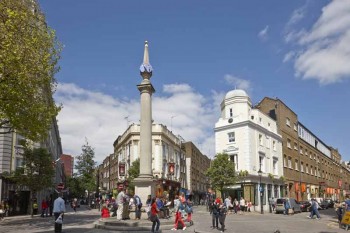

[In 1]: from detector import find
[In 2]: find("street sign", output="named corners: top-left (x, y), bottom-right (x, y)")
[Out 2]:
top-left (57, 183), bottom-right (64, 189)
top-left (259, 186), bottom-right (264, 192)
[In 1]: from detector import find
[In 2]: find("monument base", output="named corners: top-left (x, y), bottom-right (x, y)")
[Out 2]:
top-left (133, 176), bottom-right (156, 204)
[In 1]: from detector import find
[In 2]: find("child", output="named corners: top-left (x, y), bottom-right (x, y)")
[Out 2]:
top-left (186, 198), bottom-right (193, 225)
top-left (101, 204), bottom-right (110, 218)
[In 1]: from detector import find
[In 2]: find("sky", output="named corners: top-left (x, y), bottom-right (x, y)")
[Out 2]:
top-left (38, 0), bottom-right (350, 164)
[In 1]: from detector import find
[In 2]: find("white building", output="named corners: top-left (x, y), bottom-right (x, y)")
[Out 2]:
top-left (214, 89), bottom-right (284, 212)
top-left (113, 123), bottom-right (187, 199)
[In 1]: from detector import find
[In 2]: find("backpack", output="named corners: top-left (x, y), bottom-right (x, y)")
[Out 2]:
top-left (135, 196), bottom-right (142, 207)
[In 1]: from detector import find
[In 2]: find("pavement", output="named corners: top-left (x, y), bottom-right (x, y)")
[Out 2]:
top-left (0, 204), bottom-right (348, 233)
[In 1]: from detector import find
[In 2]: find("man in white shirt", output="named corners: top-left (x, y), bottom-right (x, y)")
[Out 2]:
top-left (53, 192), bottom-right (66, 233)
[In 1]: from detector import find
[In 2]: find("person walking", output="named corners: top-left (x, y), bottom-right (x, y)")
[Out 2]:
top-left (146, 195), bottom-right (152, 219)
top-left (72, 198), bottom-right (77, 213)
top-left (218, 202), bottom-right (227, 233)
top-left (186, 197), bottom-right (194, 225)
top-left (171, 195), bottom-right (186, 231)
top-left (308, 199), bottom-right (320, 219)
top-left (134, 194), bottom-right (142, 220)
top-left (53, 192), bottom-right (66, 233)
top-left (210, 199), bottom-right (219, 229)
top-left (239, 197), bottom-right (245, 214)
top-left (41, 198), bottom-right (48, 217)
top-left (150, 197), bottom-right (160, 233)
top-left (48, 195), bottom-right (54, 217)
top-left (116, 188), bottom-right (125, 221)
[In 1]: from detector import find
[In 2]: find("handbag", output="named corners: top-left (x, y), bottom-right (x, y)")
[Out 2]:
top-left (55, 214), bottom-right (63, 224)
top-left (150, 213), bottom-right (157, 222)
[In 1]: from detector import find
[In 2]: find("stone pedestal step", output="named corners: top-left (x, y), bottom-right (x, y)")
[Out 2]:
top-left (95, 218), bottom-right (192, 231)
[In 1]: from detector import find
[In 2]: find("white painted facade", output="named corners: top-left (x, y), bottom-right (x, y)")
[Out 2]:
top-left (214, 89), bottom-right (284, 212)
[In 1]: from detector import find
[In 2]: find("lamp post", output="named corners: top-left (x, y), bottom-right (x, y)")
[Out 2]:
top-left (258, 168), bottom-right (263, 214)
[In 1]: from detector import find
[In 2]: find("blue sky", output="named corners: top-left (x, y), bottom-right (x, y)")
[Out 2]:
top-left (38, 0), bottom-right (350, 163)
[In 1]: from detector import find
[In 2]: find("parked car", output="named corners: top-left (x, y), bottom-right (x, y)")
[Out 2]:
top-left (324, 199), bottom-right (335, 208)
top-left (299, 201), bottom-right (311, 212)
top-left (275, 198), bottom-right (301, 214)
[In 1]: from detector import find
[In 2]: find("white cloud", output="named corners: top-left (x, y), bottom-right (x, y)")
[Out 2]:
top-left (284, 1), bottom-right (350, 84)
top-left (258, 25), bottom-right (269, 40)
top-left (224, 74), bottom-right (252, 93)
top-left (55, 82), bottom-right (219, 163)
top-left (283, 51), bottom-right (296, 63)
top-left (286, 5), bottom-right (306, 29)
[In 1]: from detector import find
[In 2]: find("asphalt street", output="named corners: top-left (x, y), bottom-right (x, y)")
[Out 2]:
top-left (0, 205), bottom-right (347, 233)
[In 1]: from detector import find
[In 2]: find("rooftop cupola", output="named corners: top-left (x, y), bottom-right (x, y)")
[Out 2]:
top-left (139, 40), bottom-right (153, 80)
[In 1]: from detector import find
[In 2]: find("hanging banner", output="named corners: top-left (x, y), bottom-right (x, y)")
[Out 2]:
top-left (168, 162), bottom-right (175, 175)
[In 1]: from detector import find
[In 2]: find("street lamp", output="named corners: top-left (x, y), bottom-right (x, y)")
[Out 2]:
top-left (258, 168), bottom-right (263, 214)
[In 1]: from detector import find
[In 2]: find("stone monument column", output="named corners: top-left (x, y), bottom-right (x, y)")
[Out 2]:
top-left (134, 41), bottom-right (156, 204)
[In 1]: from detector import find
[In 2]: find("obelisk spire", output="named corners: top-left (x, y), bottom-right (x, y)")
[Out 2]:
top-left (140, 41), bottom-right (153, 79)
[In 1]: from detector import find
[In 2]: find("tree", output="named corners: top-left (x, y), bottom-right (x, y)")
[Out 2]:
top-left (74, 139), bottom-right (96, 199)
top-left (206, 153), bottom-right (237, 195)
top-left (0, 0), bottom-right (62, 141)
top-left (127, 158), bottom-right (140, 193)
top-left (8, 144), bottom-right (54, 216)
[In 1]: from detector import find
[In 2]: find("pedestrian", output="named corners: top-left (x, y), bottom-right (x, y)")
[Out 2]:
top-left (150, 197), bottom-right (160, 233)
top-left (48, 195), bottom-right (54, 217)
top-left (209, 199), bottom-right (219, 229)
top-left (41, 198), bottom-right (48, 217)
top-left (145, 195), bottom-right (152, 219)
top-left (308, 199), bottom-right (320, 219)
top-left (116, 188), bottom-right (125, 220)
top-left (53, 192), bottom-right (66, 233)
top-left (171, 195), bottom-right (186, 231)
top-left (218, 202), bottom-right (227, 233)
top-left (101, 204), bottom-right (110, 218)
top-left (32, 199), bottom-right (38, 215)
top-left (224, 196), bottom-right (233, 214)
top-left (239, 197), bottom-right (245, 214)
top-left (233, 198), bottom-right (239, 214)
top-left (186, 197), bottom-right (194, 225)
top-left (283, 199), bottom-right (291, 215)
top-left (72, 198), bottom-right (77, 213)
top-left (134, 194), bottom-right (142, 220)
top-left (247, 201), bottom-right (252, 212)
top-left (0, 200), bottom-right (5, 221)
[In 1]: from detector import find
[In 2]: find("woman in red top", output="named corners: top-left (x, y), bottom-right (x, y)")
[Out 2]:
top-left (41, 199), bottom-right (48, 217)
top-left (101, 204), bottom-right (110, 218)
top-left (151, 197), bottom-right (160, 233)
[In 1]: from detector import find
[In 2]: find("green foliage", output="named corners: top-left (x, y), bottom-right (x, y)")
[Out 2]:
top-left (9, 145), bottom-right (54, 192)
top-left (66, 176), bottom-right (85, 198)
top-left (0, 0), bottom-right (62, 141)
top-left (127, 158), bottom-right (140, 192)
top-left (74, 139), bottom-right (97, 193)
top-left (206, 153), bottom-right (236, 194)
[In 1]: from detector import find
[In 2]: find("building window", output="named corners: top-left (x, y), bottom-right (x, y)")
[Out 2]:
top-left (259, 134), bottom-right (263, 146)
top-left (286, 117), bottom-right (290, 127)
top-left (310, 166), bottom-right (313, 175)
top-left (273, 141), bottom-right (276, 151)
top-left (259, 155), bottom-right (265, 172)
top-left (273, 159), bottom-right (278, 175)
top-left (305, 149), bottom-right (308, 156)
top-left (288, 156), bottom-right (292, 169)
top-left (300, 146), bottom-right (303, 154)
top-left (16, 158), bottom-right (23, 169)
top-left (287, 139), bottom-right (291, 149)
top-left (283, 155), bottom-right (287, 167)
top-left (294, 123), bottom-right (297, 131)
top-left (266, 136), bottom-right (270, 148)
top-left (294, 142), bottom-right (298, 150)
top-left (230, 154), bottom-right (238, 171)
top-left (301, 162), bottom-right (304, 172)
top-left (229, 108), bottom-right (233, 117)
top-left (295, 159), bottom-right (299, 171)
top-left (228, 132), bottom-right (235, 143)
top-left (306, 164), bottom-right (309, 174)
